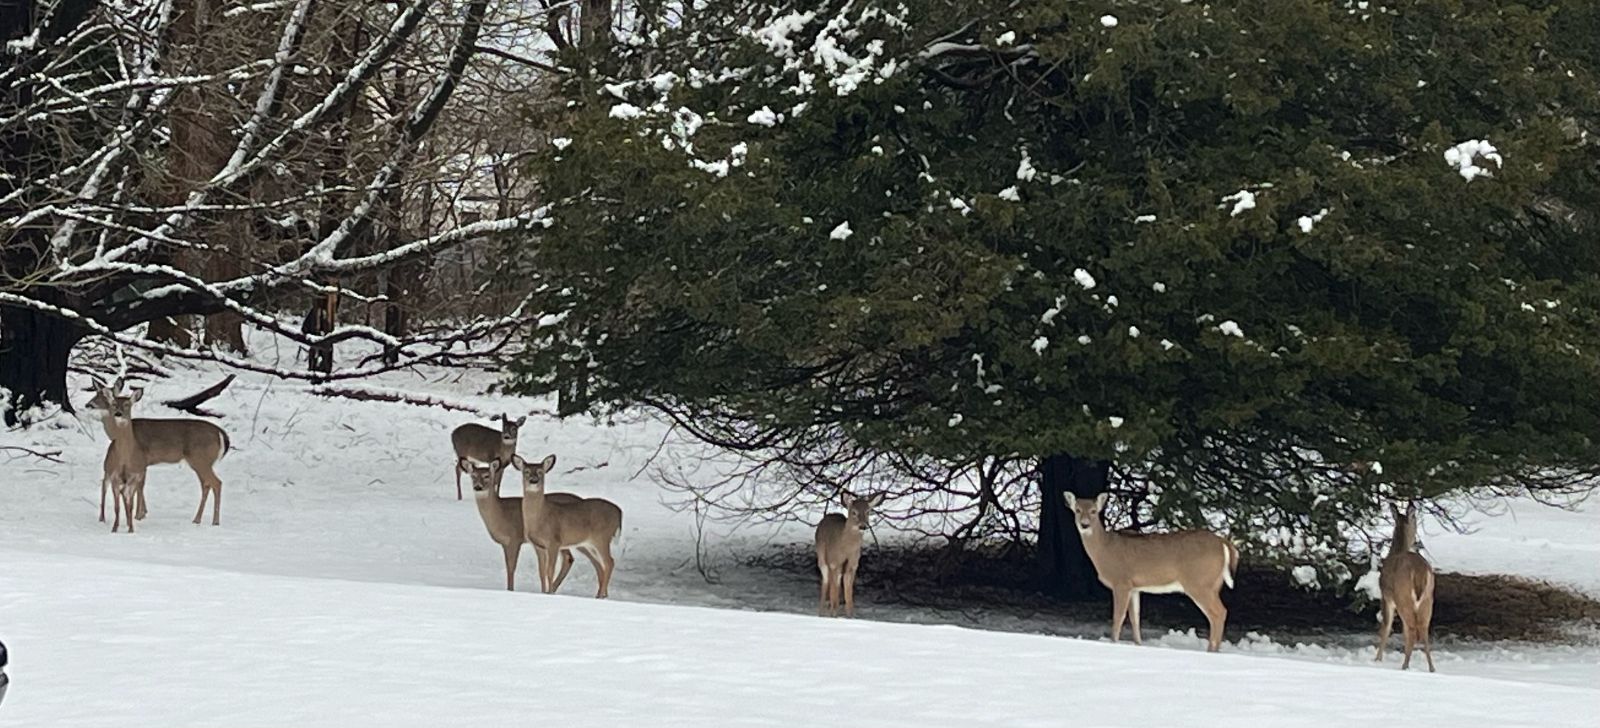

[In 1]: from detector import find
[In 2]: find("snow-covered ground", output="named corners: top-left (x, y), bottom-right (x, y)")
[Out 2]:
top-left (3, 336), bottom-right (1598, 724)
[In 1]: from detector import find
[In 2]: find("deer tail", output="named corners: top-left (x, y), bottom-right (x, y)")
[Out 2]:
top-left (1223, 540), bottom-right (1240, 589)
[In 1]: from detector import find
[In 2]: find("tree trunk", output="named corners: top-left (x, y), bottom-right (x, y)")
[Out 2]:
top-left (0, 307), bottom-right (84, 425)
top-left (1036, 453), bottom-right (1110, 600)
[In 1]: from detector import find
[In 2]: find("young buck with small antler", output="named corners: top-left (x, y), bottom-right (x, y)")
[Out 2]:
top-left (1376, 502), bottom-right (1436, 672)
top-left (450, 414), bottom-right (525, 500)
top-left (512, 454), bottom-right (623, 598)
top-left (814, 493), bottom-right (885, 617)
top-left (462, 457), bottom-right (579, 592)
top-left (1064, 493), bottom-right (1240, 651)
top-left (94, 382), bottom-right (230, 532)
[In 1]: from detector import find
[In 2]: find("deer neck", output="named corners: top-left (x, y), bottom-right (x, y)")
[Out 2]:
top-left (474, 489), bottom-right (519, 531)
top-left (1077, 518), bottom-right (1116, 565)
top-left (101, 412), bottom-right (136, 443)
top-left (1387, 517), bottom-right (1416, 558)
top-left (521, 486), bottom-right (552, 531)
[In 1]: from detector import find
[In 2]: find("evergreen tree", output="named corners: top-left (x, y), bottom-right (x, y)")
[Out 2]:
top-left (511, 0), bottom-right (1600, 595)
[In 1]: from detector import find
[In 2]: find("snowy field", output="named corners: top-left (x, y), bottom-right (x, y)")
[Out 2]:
top-left (3, 337), bottom-right (1598, 725)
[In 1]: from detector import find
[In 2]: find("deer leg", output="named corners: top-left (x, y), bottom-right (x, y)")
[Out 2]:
top-left (1399, 612), bottom-right (1416, 670)
top-left (1110, 586), bottom-right (1130, 643)
top-left (192, 480), bottom-right (210, 525)
top-left (121, 481), bottom-right (138, 534)
top-left (1190, 590), bottom-right (1228, 652)
top-left (575, 546), bottom-right (606, 598)
top-left (819, 563), bottom-right (832, 614)
top-left (502, 542), bottom-right (520, 591)
top-left (190, 461), bottom-right (223, 526)
top-left (1128, 591), bottom-right (1143, 646)
top-left (454, 462), bottom-right (463, 501)
top-left (135, 480), bottom-right (147, 520)
top-left (550, 549), bottom-right (577, 593)
top-left (211, 479), bottom-right (222, 526)
top-left (530, 542), bottom-right (550, 592)
top-left (823, 564), bottom-right (839, 616)
top-left (538, 546), bottom-right (561, 593)
top-left (843, 558), bottom-right (858, 618)
top-left (100, 475), bottom-right (109, 523)
top-left (1418, 595), bottom-right (1436, 673)
top-left (1375, 597), bottom-right (1395, 662)
top-left (600, 541), bottom-right (618, 599)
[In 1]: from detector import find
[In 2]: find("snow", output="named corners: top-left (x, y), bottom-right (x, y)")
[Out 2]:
top-left (1134, 214), bottom-right (1157, 224)
top-left (1016, 150), bottom-right (1037, 182)
top-left (1218, 320), bottom-right (1245, 337)
top-left (746, 106), bottom-right (780, 126)
top-left (1297, 208), bottom-right (1330, 233)
top-left (751, 10), bottom-right (817, 59)
top-left (1152, 282), bottom-right (1167, 293)
top-left (1100, 14), bottom-right (1119, 28)
top-left (1077, 335), bottom-right (1093, 345)
top-left (3, 330), bottom-right (1600, 722)
top-left (6, 552), bottom-right (1595, 728)
top-left (1444, 139), bottom-right (1503, 181)
top-left (1073, 268), bottom-right (1097, 290)
top-left (1031, 336), bottom-right (1049, 354)
top-left (829, 221), bottom-right (853, 240)
top-left (1108, 416), bottom-right (1125, 429)
top-left (1128, 326), bottom-right (1140, 338)
top-left (996, 31), bottom-right (1017, 45)
top-left (998, 186), bottom-right (1021, 202)
top-left (550, 137), bottom-right (572, 150)
top-left (1221, 189), bottom-right (1257, 216)
top-left (1292, 564), bottom-right (1321, 588)
top-left (609, 103), bottom-right (645, 120)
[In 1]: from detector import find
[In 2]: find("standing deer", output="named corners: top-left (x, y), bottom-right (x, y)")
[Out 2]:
top-left (814, 492), bottom-right (885, 617)
top-left (512, 454), bottom-right (623, 598)
top-left (461, 457), bottom-right (578, 592)
top-left (1063, 492), bottom-right (1240, 652)
top-left (94, 383), bottom-right (230, 532)
top-left (451, 414), bottom-right (525, 500)
top-left (1376, 501), bottom-right (1436, 672)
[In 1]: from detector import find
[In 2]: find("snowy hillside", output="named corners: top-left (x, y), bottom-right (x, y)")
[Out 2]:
top-left (4, 550), bottom-right (1596, 728)
top-left (3, 345), bottom-right (1599, 724)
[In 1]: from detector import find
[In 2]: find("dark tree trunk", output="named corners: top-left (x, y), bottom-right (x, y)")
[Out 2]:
top-left (0, 307), bottom-right (84, 425)
top-left (1036, 453), bottom-right (1111, 600)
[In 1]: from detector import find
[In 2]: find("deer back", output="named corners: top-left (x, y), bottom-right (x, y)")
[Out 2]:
top-left (131, 418), bottom-right (228, 465)
top-left (478, 491), bottom-right (582, 546)
top-left (525, 494), bottom-right (622, 549)
top-left (452, 423), bottom-right (512, 461)
top-left (814, 513), bottom-right (863, 567)
top-left (1380, 551), bottom-right (1434, 604)
top-left (1091, 529), bottom-right (1233, 591)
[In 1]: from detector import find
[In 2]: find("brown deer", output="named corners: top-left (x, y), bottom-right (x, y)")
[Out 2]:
top-left (461, 457), bottom-right (578, 592)
top-left (814, 492), bottom-right (885, 617)
top-left (512, 454), bottom-right (623, 598)
top-left (1063, 492), bottom-right (1240, 652)
top-left (1376, 501), bottom-right (1436, 672)
top-left (94, 383), bottom-right (230, 532)
top-left (450, 414), bottom-right (525, 500)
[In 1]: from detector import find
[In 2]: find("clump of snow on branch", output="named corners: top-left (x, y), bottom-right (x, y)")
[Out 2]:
top-left (1073, 268), bottom-right (1097, 290)
top-left (998, 186), bottom-right (1021, 202)
top-left (1220, 190), bottom-right (1257, 216)
top-left (1218, 320), bottom-right (1245, 337)
top-left (609, 103), bottom-right (644, 120)
top-left (1032, 336), bottom-right (1049, 354)
top-left (1444, 139), bottom-right (1502, 181)
top-left (996, 31), bottom-right (1017, 45)
top-left (1100, 15), bottom-right (1119, 28)
top-left (1017, 150), bottom-right (1038, 182)
top-left (1291, 565), bottom-right (1320, 589)
top-left (1297, 208), bottom-right (1330, 233)
top-left (747, 106), bottom-right (780, 126)
top-left (829, 221), bottom-right (854, 240)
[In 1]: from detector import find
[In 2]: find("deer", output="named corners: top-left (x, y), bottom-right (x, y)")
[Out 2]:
top-left (461, 457), bottom-right (579, 592)
top-left (512, 454), bottom-right (623, 598)
top-left (450, 414), bottom-right (525, 500)
top-left (1063, 492), bottom-right (1240, 652)
top-left (814, 492), bottom-right (885, 617)
top-left (1376, 501), bottom-right (1436, 672)
top-left (93, 382), bottom-right (230, 532)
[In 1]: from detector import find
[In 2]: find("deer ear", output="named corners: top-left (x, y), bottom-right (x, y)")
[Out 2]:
top-left (869, 493), bottom-right (886, 507)
top-left (540, 454), bottom-right (557, 472)
top-left (1405, 501), bottom-right (1417, 518)
top-left (1093, 493), bottom-right (1109, 511)
top-left (458, 457), bottom-right (471, 472)
top-left (842, 493), bottom-right (855, 508)
top-left (129, 387), bottom-right (144, 402)
top-left (510, 455), bottom-right (526, 471)
top-left (1063, 492), bottom-right (1077, 509)
top-left (514, 416), bottom-right (526, 426)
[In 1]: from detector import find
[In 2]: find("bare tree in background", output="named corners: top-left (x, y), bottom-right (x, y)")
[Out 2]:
top-left (0, 0), bottom-right (577, 423)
